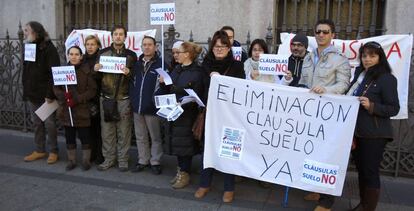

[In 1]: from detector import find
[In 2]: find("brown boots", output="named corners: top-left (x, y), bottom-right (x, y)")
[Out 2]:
top-left (171, 171), bottom-right (190, 189)
top-left (66, 147), bottom-right (77, 171)
top-left (194, 187), bottom-right (234, 203)
top-left (65, 144), bottom-right (91, 171)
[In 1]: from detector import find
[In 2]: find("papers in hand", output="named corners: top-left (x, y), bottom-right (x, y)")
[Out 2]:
top-left (35, 100), bottom-right (59, 121)
top-left (183, 89), bottom-right (205, 107)
top-left (155, 68), bottom-right (172, 85)
top-left (154, 94), bottom-right (177, 108)
top-left (156, 105), bottom-right (184, 122)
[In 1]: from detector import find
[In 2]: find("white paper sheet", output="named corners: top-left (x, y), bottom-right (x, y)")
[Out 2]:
top-left (34, 100), bottom-right (59, 121)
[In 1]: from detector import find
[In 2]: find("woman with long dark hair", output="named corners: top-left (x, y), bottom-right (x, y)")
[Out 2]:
top-left (347, 41), bottom-right (400, 211)
top-left (194, 30), bottom-right (245, 203)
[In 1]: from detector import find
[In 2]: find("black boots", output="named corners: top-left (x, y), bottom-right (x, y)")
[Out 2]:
top-left (66, 144), bottom-right (77, 171)
top-left (351, 188), bottom-right (380, 211)
top-left (81, 144), bottom-right (91, 171)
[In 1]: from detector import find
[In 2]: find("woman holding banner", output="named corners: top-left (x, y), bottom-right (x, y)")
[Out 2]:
top-left (83, 35), bottom-right (104, 165)
top-left (194, 30), bottom-right (245, 203)
top-left (159, 41), bottom-right (205, 189)
top-left (347, 41), bottom-right (400, 211)
top-left (54, 46), bottom-right (97, 171)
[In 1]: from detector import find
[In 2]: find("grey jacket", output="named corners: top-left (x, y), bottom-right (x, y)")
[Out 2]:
top-left (298, 46), bottom-right (351, 94)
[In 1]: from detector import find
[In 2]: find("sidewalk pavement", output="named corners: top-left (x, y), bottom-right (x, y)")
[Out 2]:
top-left (0, 128), bottom-right (413, 211)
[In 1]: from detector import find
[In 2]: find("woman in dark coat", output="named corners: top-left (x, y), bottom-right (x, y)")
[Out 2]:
top-left (159, 41), bottom-right (205, 189)
top-left (54, 46), bottom-right (97, 171)
top-left (82, 35), bottom-right (104, 164)
top-left (194, 30), bottom-right (245, 203)
top-left (346, 41), bottom-right (400, 211)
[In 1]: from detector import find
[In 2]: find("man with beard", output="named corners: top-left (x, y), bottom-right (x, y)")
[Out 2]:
top-left (286, 33), bottom-right (308, 86)
top-left (22, 21), bottom-right (60, 164)
top-left (94, 25), bottom-right (137, 172)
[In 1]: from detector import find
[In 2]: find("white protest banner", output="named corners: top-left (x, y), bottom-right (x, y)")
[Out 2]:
top-left (154, 94), bottom-right (177, 108)
top-left (258, 54), bottom-right (290, 75)
top-left (64, 29), bottom-right (156, 58)
top-left (204, 75), bottom-right (360, 196)
top-left (99, 56), bottom-right (126, 74)
top-left (52, 66), bottom-right (77, 85)
top-left (278, 33), bottom-right (413, 119)
top-left (24, 43), bottom-right (36, 62)
top-left (231, 47), bottom-right (242, 61)
top-left (150, 3), bottom-right (175, 25)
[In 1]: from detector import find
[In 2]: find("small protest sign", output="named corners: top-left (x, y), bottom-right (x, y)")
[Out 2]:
top-left (99, 56), bottom-right (127, 74)
top-left (52, 66), bottom-right (77, 85)
top-left (258, 54), bottom-right (289, 75)
top-left (150, 3), bottom-right (175, 25)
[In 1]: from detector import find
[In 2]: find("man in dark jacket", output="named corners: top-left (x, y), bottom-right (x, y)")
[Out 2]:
top-left (287, 33), bottom-right (309, 86)
top-left (22, 21), bottom-right (60, 164)
top-left (94, 25), bottom-right (137, 171)
top-left (221, 26), bottom-right (248, 63)
top-left (129, 36), bottom-right (164, 175)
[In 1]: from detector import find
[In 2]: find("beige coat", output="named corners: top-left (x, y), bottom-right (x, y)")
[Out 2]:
top-left (298, 46), bottom-right (351, 94)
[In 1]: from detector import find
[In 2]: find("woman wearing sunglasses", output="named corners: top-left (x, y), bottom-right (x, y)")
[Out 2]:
top-left (346, 41), bottom-right (400, 211)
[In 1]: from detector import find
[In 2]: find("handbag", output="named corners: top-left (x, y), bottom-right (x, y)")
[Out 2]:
top-left (102, 75), bottom-right (122, 122)
top-left (192, 108), bottom-right (206, 141)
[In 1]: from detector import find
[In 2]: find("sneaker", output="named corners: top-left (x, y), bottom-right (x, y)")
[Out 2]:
top-left (24, 151), bottom-right (47, 162)
top-left (151, 165), bottom-right (162, 175)
top-left (118, 162), bottom-right (129, 172)
top-left (130, 164), bottom-right (149, 173)
top-left (172, 171), bottom-right (190, 189)
top-left (97, 160), bottom-right (115, 171)
top-left (47, 153), bottom-right (59, 164)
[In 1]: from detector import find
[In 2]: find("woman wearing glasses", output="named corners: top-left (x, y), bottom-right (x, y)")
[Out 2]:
top-left (194, 30), bottom-right (245, 203)
top-left (159, 42), bottom-right (204, 189)
top-left (347, 41), bottom-right (399, 211)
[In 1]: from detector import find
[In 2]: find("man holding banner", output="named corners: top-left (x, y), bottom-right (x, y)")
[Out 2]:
top-left (22, 21), bottom-right (60, 164)
top-left (94, 25), bottom-right (137, 172)
top-left (298, 19), bottom-right (351, 211)
top-left (287, 33), bottom-right (308, 87)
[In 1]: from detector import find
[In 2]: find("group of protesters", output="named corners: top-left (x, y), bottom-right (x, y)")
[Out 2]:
top-left (22, 18), bottom-right (399, 211)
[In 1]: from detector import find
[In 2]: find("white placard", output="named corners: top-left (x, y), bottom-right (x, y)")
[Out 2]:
top-left (184, 89), bottom-right (205, 107)
top-left (278, 33), bottom-right (413, 120)
top-left (258, 54), bottom-right (290, 75)
top-left (154, 94), bottom-right (177, 108)
top-left (24, 43), bottom-right (36, 62)
top-left (231, 47), bottom-right (242, 61)
top-left (150, 3), bottom-right (176, 25)
top-left (51, 66), bottom-right (77, 85)
top-left (34, 100), bottom-right (59, 121)
top-left (156, 105), bottom-right (184, 121)
top-left (99, 56), bottom-right (127, 74)
top-left (204, 75), bottom-right (360, 196)
top-left (155, 68), bottom-right (172, 85)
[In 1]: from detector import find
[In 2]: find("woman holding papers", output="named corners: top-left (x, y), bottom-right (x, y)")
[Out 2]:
top-left (194, 30), bottom-right (245, 203)
top-left (54, 46), bottom-right (97, 171)
top-left (346, 41), bottom-right (399, 211)
top-left (159, 41), bottom-right (205, 189)
top-left (82, 35), bottom-right (104, 165)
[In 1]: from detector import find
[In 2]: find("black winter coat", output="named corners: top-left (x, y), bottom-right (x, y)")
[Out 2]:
top-left (160, 62), bottom-right (206, 156)
top-left (22, 39), bottom-right (60, 103)
top-left (350, 66), bottom-right (400, 140)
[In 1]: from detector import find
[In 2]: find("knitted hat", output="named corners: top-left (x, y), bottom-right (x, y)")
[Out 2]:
top-left (172, 41), bottom-right (184, 49)
top-left (291, 34), bottom-right (308, 48)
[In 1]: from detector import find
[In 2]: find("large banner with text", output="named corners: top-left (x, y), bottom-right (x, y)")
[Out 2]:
top-left (65, 29), bottom-right (157, 58)
top-left (204, 75), bottom-right (360, 196)
top-left (278, 33), bottom-right (413, 119)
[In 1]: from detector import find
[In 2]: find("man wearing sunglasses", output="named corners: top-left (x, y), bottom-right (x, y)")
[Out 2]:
top-left (298, 19), bottom-right (351, 211)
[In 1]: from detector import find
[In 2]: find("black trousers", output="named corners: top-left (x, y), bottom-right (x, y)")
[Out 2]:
top-left (89, 115), bottom-right (103, 161)
top-left (64, 126), bottom-right (90, 147)
top-left (177, 156), bottom-right (192, 173)
top-left (352, 137), bottom-right (387, 189)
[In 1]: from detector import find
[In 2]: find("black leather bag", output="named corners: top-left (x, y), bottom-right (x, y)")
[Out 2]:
top-left (102, 75), bottom-right (122, 122)
top-left (102, 98), bottom-right (120, 122)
